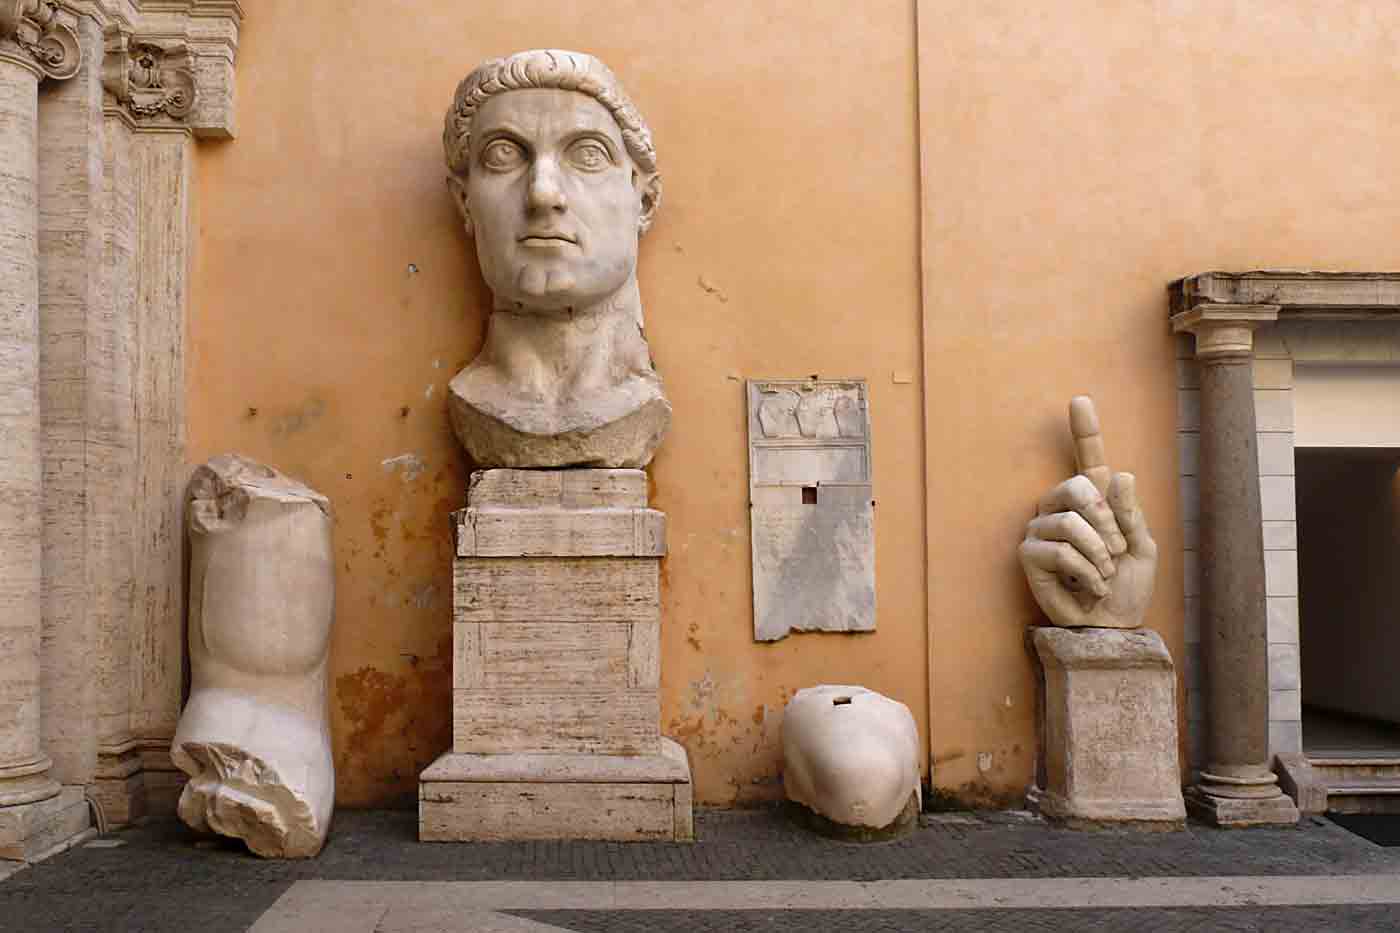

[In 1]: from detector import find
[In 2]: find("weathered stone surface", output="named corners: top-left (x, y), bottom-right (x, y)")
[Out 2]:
top-left (1032, 627), bottom-right (1186, 829)
top-left (1020, 397), bottom-right (1158, 630)
top-left (443, 51), bottom-right (669, 469)
top-left (423, 468), bottom-right (691, 841)
top-left (420, 739), bottom-right (693, 842)
top-left (172, 455), bottom-right (335, 859)
top-left (747, 380), bottom-right (875, 641)
top-left (782, 685), bottom-right (920, 834)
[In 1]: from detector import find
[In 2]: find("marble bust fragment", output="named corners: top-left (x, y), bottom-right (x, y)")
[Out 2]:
top-left (443, 49), bottom-right (670, 468)
top-left (172, 455), bottom-right (336, 858)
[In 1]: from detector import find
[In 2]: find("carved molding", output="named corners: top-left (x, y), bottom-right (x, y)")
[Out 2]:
top-left (104, 33), bottom-right (194, 120)
top-left (0, 1), bottom-right (82, 80)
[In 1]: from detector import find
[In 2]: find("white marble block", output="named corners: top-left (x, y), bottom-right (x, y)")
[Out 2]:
top-left (420, 468), bottom-right (693, 842)
top-left (1032, 627), bottom-right (1186, 829)
top-left (172, 455), bottom-right (336, 859)
top-left (782, 685), bottom-right (920, 835)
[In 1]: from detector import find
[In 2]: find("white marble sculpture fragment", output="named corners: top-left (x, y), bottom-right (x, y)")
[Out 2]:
top-left (172, 455), bottom-right (336, 859)
top-left (1019, 396), bottom-right (1158, 628)
top-left (443, 49), bottom-right (670, 469)
top-left (782, 685), bottom-right (920, 833)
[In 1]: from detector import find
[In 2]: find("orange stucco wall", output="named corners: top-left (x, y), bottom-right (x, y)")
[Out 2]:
top-left (189, 0), bottom-right (926, 807)
top-left (918, 0), bottom-right (1400, 802)
top-left (190, 0), bottom-right (1400, 809)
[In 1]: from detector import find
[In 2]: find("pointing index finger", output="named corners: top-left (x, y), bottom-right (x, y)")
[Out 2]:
top-left (1069, 395), bottom-right (1111, 495)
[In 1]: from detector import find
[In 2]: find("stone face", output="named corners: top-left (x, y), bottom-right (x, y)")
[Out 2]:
top-left (1019, 397), bottom-right (1158, 629)
top-left (1032, 627), bottom-right (1186, 829)
top-left (443, 51), bottom-right (669, 469)
top-left (420, 468), bottom-right (692, 841)
top-left (172, 455), bottom-right (335, 859)
top-left (782, 685), bottom-right (920, 834)
top-left (747, 380), bottom-right (875, 641)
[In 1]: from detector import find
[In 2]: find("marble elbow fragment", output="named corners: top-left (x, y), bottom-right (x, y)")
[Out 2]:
top-left (782, 685), bottom-right (920, 838)
top-left (172, 455), bottom-right (336, 859)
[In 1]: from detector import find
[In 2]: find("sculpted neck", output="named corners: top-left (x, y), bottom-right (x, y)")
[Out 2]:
top-left (479, 275), bottom-right (650, 403)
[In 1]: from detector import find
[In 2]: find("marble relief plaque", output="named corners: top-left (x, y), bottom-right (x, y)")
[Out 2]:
top-left (747, 380), bottom-right (875, 642)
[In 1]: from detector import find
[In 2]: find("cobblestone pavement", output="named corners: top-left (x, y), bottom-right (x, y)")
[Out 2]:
top-left (1, 808), bottom-right (1398, 932)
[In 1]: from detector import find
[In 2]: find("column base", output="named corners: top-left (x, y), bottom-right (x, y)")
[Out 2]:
top-left (1185, 785), bottom-right (1299, 827)
top-left (419, 738), bottom-right (694, 842)
top-left (0, 787), bottom-right (93, 862)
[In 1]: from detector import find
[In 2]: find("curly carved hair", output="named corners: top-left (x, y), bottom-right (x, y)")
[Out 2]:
top-left (444, 50), bottom-right (659, 193)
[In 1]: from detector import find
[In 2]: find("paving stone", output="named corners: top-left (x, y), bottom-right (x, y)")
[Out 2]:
top-left (0, 809), bottom-right (1399, 932)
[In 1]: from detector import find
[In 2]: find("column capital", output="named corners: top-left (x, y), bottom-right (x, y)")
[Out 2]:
top-left (1171, 303), bottom-right (1280, 360)
top-left (0, 1), bottom-right (81, 80)
top-left (97, 1), bottom-right (243, 138)
top-left (103, 32), bottom-right (194, 124)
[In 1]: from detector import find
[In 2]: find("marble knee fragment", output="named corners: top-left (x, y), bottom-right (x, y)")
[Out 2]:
top-left (172, 455), bottom-right (336, 859)
top-left (782, 685), bottom-right (920, 835)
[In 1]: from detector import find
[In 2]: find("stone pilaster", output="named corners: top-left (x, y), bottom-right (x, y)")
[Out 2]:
top-left (1172, 304), bottom-right (1299, 827)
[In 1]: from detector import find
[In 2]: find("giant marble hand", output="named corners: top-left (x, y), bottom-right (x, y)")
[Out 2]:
top-left (1019, 397), bottom-right (1158, 628)
top-left (442, 50), bottom-right (670, 469)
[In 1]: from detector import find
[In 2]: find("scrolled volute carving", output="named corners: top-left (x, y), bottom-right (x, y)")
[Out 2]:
top-left (103, 34), bottom-right (196, 121)
top-left (0, 0), bottom-right (81, 81)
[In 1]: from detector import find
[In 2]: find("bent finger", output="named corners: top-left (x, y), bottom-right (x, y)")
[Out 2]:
top-left (1026, 511), bottom-right (1116, 579)
top-left (1037, 474), bottom-right (1127, 557)
top-left (1108, 471), bottom-right (1157, 560)
top-left (1019, 538), bottom-right (1109, 599)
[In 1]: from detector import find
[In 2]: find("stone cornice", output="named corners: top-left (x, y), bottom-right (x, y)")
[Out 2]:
top-left (1171, 271), bottom-right (1400, 321)
top-left (1, 1), bottom-right (82, 80)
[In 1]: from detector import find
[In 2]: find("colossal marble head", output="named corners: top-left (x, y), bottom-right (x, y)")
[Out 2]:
top-left (444, 50), bottom-right (662, 312)
top-left (442, 50), bottom-right (672, 469)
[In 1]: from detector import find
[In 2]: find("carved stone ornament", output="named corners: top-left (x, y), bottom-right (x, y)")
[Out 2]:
top-left (104, 33), bottom-right (196, 120)
top-left (443, 50), bottom-right (671, 469)
top-left (0, 0), bottom-right (81, 80)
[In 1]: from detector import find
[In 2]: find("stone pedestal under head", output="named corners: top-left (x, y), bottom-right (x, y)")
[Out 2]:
top-left (443, 49), bottom-right (670, 469)
top-left (783, 685), bottom-right (921, 838)
top-left (420, 469), bottom-right (693, 841)
top-left (1031, 627), bottom-right (1186, 829)
top-left (172, 455), bottom-right (336, 859)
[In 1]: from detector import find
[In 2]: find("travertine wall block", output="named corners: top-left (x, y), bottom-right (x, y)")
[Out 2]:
top-left (172, 455), bottom-right (335, 859)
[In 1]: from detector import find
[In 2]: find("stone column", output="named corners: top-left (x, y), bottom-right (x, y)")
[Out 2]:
top-left (1173, 305), bottom-right (1299, 827)
top-left (0, 4), bottom-right (91, 860)
top-left (0, 35), bottom-right (59, 820)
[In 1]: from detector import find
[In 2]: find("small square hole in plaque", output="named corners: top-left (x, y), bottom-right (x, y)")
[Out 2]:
top-left (802, 486), bottom-right (818, 505)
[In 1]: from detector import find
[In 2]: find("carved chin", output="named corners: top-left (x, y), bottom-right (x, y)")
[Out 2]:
top-left (515, 264), bottom-right (577, 300)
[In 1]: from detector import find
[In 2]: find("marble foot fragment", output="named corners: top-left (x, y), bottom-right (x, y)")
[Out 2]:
top-left (171, 455), bottom-right (336, 859)
top-left (782, 685), bottom-right (920, 839)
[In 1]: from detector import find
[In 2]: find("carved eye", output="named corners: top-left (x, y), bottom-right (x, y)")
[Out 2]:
top-left (566, 139), bottom-right (612, 172)
top-left (481, 139), bottom-right (525, 172)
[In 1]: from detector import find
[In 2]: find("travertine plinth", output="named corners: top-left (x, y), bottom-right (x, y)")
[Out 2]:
top-left (419, 468), bottom-right (693, 842)
top-left (1032, 627), bottom-right (1186, 829)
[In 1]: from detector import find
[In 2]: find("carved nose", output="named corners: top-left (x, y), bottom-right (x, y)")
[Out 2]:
top-left (527, 159), bottom-right (567, 213)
